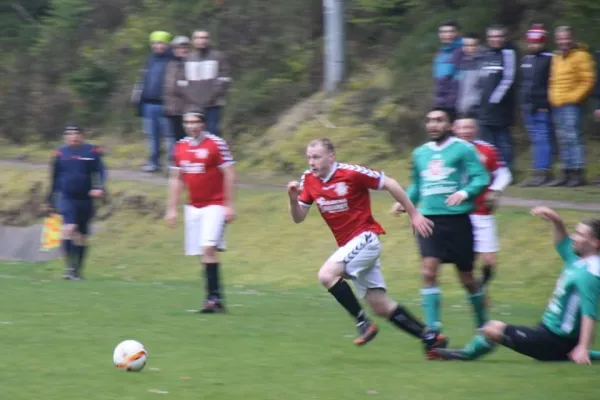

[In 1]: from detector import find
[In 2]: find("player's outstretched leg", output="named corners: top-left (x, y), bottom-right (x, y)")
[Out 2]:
top-left (199, 245), bottom-right (226, 314)
top-left (431, 320), bottom-right (502, 361)
top-left (365, 289), bottom-right (448, 357)
top-left (457, 268), bottom-right (488, 329)
top-left (319, 262), bottom-right (378, 345)
top-left (589, 350), bottom-right (600, 360)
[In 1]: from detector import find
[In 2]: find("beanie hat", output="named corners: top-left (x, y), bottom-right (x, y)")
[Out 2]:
top-left (149, 31), bottom-right (172, 44)
top-left (171, 35), bottom-right (190, 46)
top-left (526, 24), bottom-right (547, 43)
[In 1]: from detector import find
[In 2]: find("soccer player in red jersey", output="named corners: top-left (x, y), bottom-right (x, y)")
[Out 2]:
top-left (165, 111), bottom-right (236, 313)
top-left (453, 116), bottom-right (512, 298)
top-left (287, 138), bottom-right (448, 352)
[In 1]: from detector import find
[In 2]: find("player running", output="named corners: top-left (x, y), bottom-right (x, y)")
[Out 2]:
top-left (431, 207), bottom-right (600, 364)
top-left (391, 107), bottom-right (490, 353)
top-left (165, 111), bottom-right (236, 313)
top-left (453, 116), bottom-right (512, 299)
top-left (287, 138), bottom-right (448, 352)
top-left (47, 124), bottom-right (106, 280)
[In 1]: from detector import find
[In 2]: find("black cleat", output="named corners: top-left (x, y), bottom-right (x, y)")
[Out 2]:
top-left (422, 329), bottom-right (449, 359)
top-left (429, 348), bottom-right (472, 361)
top-left (353, 320), bottom-right (379, 346)
top-left (198, 298), bottom-right (226, 314)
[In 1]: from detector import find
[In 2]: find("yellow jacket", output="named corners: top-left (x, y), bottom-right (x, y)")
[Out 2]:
top-left (549, 43), bottom-right (596, 107)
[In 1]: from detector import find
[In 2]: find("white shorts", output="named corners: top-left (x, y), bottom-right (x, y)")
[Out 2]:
top-left (470, 214), bottom-right (499, 253)
top-left (328, 232), bottom-right (386, 298)
top-left (184, 205), bottom-right (227, 256)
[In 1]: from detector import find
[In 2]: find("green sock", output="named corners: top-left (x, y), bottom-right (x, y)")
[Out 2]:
top-left (462, 333), bottom-right (496, 360)
top-left (421, 286), bottom-right (442, 331)
top-left (589, 350), bottom-right (600, 360)
top-left (468, 291), bottom-right (487, 328)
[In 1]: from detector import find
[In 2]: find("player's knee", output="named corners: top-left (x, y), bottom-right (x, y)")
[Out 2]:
top-left (480, 320), bottom-right (506, 343)
top-left (318, 262), bottom-right (343, 287)
top-left (422, 263), bottom-right (438, 285)
top-left (203, 245), bottom-right (217, 258)
top-left (480, 253), bottom-right (496, 266)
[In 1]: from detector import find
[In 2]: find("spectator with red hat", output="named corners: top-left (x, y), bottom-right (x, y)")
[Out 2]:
top-left (518, 24), bottom-right (554, 186)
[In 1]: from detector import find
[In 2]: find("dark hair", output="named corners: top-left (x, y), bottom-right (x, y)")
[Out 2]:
top-left (463, 32), bottom-right (480, 41)
top-left (439, 20), bottom-right (460, 30)
top-left (583, 218), bottom-right (600, 241)
top-left (308, 138), bottom-right (335, 153)
top-left (429, 107), bottom-right (456, 123)
top-left (63, 123), bottom-right (82, 133)
top-left (183, 110), bottom-right (206, 122)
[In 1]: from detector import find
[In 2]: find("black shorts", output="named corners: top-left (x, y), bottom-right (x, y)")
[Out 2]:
top-left (417, 214), bottom-right (475, 271)
top-left (60, 199), bottom-right (94, 235)
top-left (503, 323), bottom-right (578, 361)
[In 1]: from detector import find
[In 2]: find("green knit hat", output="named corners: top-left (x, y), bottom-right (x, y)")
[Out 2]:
top-left (149, 31), bottom-right (172, 44)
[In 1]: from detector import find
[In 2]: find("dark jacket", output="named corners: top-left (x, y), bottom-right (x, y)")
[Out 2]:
top-left (478, 44), bottom-right (518, 126)
top-left (520, 50), bottom-right (553, 113)
top-left (456, 50), bottom-right (484, 117)
top-left (432, 38), bottom-right (463, 109)
top-left (593, 50), bottom-right (600, 110)
top-left (140, 48), bottom-right (173, 105)
top-left (163, 56), bottom-right (187, 116)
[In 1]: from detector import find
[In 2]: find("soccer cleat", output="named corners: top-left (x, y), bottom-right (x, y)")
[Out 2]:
top-left (422, 329), bottom-right (449, 359)
top-left (198, 297), bottom-right (226, 314)
top-left (428, 348), bottom-right (471, 361)
top-left (62, 268), bottom-right (78, 280)
top-left (353, 320), bottom-right (379, 346)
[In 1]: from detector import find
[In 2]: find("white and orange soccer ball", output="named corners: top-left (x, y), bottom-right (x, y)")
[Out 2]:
top-left (113, 340), bottom-right (148, 372)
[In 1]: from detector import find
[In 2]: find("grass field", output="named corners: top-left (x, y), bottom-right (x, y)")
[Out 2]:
top-left (1, 168), bottom-right (600, 400)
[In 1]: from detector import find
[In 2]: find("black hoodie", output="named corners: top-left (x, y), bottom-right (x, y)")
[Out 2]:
top-left (520, 49), bottom-right (553, 112)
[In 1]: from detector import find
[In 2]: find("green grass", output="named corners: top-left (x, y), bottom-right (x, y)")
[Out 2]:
top-left (1, 171), bottom-right (600, 400)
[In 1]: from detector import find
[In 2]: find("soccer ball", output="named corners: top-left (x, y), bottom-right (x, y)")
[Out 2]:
top-left (113, 340), bottom-right (148, 372)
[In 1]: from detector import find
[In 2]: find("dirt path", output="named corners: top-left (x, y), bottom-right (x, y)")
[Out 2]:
top-left (2, 160), bottom-right (599, 212)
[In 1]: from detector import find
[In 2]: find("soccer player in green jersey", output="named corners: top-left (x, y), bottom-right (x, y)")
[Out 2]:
top-left (432, 207), bottom-right (600, 365)
top-left (392, 107), bottom-right (490, 358)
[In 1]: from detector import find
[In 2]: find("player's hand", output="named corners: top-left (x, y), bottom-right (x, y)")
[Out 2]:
top-left (390, 202), bottom-right (405, 216)
top-left (569, 344), bottom-right (591, 365)
top-left (484, 190), bottom-right (501, 212)
top-left (287, 181), bottom-right (301, 200)
top-left (165, 209), bottom-right (178, 228)
top-left (224, 206), bottom-right (236, 224)
top-left (89, 189), bottom-right (104, 198)
top-left (410, 213), bottom-right (434, 238)
top-left (530, 206), bottom-right (560, 222)
top-left (446, 191), bottom-right (467, 206)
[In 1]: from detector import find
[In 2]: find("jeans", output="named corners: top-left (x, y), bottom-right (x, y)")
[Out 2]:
top-left (204, 106), bottom-right (222, 136)
top-left (523, 110), bottom-right (553, 170)
top-left (477, 124), bottom-right (514, 169)
top-left (168, 115), bottom-right (187, 142)
top-left (142, 103), bottom-right (173, 168)
top-left (552, 105), bottom-right (584, 169)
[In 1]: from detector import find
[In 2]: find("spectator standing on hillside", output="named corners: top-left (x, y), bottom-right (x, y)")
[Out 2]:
top-left (456, 32), bottom-right (483, 117)
top-left (164, 35), bottom-right (191, 144)
top-left (589, 49), bottom-right (600, 185)
top-left (477, 24), bottom-right (517, 171)
top-left (519, 24), bottom-right (554, 187)
top-left (184, 30), bottom-right (232, 136)
top-left (548, 26), bottom-right (596, 187)
top-left (432, 21), bottom-right (462, 110)
top-left (139, 30), bottom-right (174, 173)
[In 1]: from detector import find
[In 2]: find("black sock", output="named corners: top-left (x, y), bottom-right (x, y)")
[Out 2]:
top-left (74, 245), bottom-right (87, 270)
top-left (482, 265), bottom-right (494, 285)
top-left (205, 263), bottom-right (221, 298)
top-left (388, 305), bottom-right (426, 339)
top-left (62, 240), bottom-right (76, 270)
top-left (328, 279), bottom-right (366, 323)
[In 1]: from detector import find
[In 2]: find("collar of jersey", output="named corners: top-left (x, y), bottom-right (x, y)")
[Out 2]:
top-left (578, 255), bottom-right (600, 277)
top-left (188, 132), bottom-right (209, 146)
top-left (321, 162), bottom-right (339, 183)
top-left (426, 136), bottom-right (457, 151)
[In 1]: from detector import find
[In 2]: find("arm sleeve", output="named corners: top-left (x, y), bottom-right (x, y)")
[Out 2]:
top-left (92, 146), bottom-right (106, 189)
top-left (579, 268), bottom-right (600, 320)
top-left (488, 147), bottom-right (512, 191)
top-left (216, 52), bottom-right (232, 97)
top-left (48, 151), bottom-right (61, 204)
top-left (349, 165), bottom-right (385, 191)
top-left (214, 138), bottom-right (235, 168)
top-left (489, 48), bottom-right (516, 104)
top-left (298, 172), bottom-right (313, 207)
top-left (406, 153), bottom-right (420, 205)
top-left (571, 51), bottom-right (596, 104)
top-left (555, 237), bottom-right (579, 264)
top-left (459, 144), bottom-right (490, 199)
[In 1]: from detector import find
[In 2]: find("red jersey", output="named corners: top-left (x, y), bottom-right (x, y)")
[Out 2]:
top-left (173, 133), bottom-right (234, 208)
top-left (298, 163), bottom-right (386, 246)
top-left (472, 140), bottom-right (503, 215)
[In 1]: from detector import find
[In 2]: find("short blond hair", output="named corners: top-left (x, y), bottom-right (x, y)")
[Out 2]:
top-left (307, 138), bottom-right (335, 153)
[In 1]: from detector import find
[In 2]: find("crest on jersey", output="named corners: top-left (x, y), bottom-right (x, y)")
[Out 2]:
top-left (334, 182), bottom-right (348, 196)
top-left (421, 159), bottom-right (456, 181)
top-left (195, 149), bottom-right (208, 159)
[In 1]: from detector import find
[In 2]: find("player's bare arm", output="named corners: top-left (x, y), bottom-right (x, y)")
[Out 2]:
top-left (287, 180), bottom-right (309, 223)
top-left (530, 206), bottom-right (569, 244)
top-left (382, 176), bottom-right (433, 237)
top-left (570, 316), bottom-right (594, 365)
top-left (222, 164), bottom-right (236, 223)
top-left (165, 167), bottom-right (184, 228)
